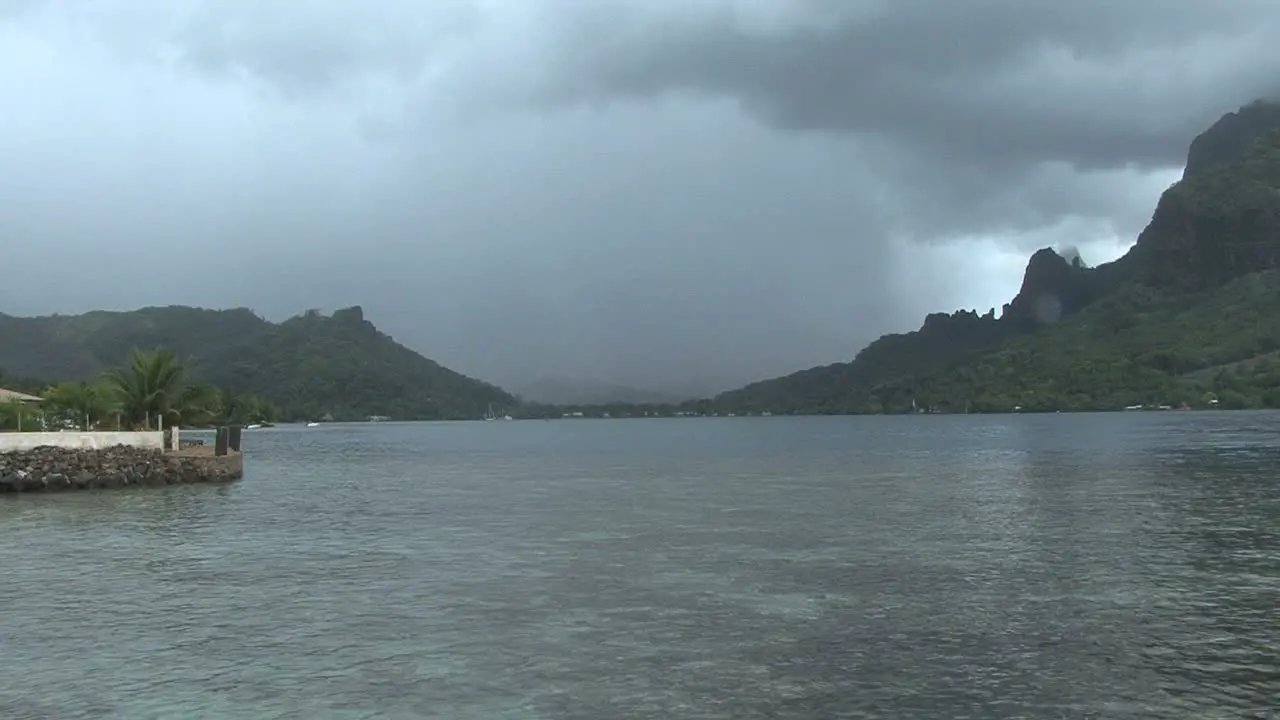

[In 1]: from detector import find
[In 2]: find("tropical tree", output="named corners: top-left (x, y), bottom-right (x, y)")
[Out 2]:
top-left (104, 347), bottom-right (184, 429)
top-left (102, 347), bottom-right (222, 429)
top-left (41, 380), bottom-right (119, 429)
top-left (0, 399), bottom-right (44, 432)
top-left (169, 383), bottom-right (224, 427)
top-left (216, 388), bottom-right (277, 425)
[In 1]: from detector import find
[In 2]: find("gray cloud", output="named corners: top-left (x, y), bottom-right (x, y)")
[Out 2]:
top-left (537, 0), bottom-right (1280, 170)
top-left (521, 0), bottom-right (1280, 245)
top-left (173, 1), bottom-right (483, 96)
top-left (1, 1), bottom-right (1276, 396)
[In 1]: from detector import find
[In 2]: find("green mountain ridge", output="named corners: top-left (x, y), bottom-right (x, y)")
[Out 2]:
top-left (0, 305), bottom-right (513, 421)
top-left (710, 99), bottom-right (1280, 414)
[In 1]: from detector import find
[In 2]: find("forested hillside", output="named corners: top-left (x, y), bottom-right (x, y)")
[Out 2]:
top-left (0, 305), bottom-right (514, 421)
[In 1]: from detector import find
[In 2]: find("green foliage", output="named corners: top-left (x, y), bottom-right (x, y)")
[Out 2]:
top-left (103, 347), bottom-right (191, 429)
top-left (2, 349), bottom-right (282, 431)
top-left (221, 307), bottom-right (512, 421)
top-left (0, 369), bottom-right (44, 396)
top-left (0, 305), bottom-right (513, 421)
top-left (1130, 128), bottom-right (1280, 292)
top-left (0, 400), bottom-right (45, 432)
top-left (169, 382), bottom-right (224, 428)
top-left (41, 380), bottom-right (119, 429)
top-left (216, 388), bottom-right (278, 426)
top-left (97, 346), bottom-right (270, 429)
top-left (708, 270), bottom-right (1280, 415)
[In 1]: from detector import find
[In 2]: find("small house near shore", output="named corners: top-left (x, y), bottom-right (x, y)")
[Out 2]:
top-left (0, 388), bottom-right (44, 404)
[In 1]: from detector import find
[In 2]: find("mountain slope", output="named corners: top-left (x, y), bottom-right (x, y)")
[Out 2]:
top-left (848, 271), bottom-right (1280, 413)
top-left (0, 305), bottom-right (513, 421)
top-left (712, 99), bottom-right (1280, 414)
top-left (1183, 99), bottom-right (1280, 178)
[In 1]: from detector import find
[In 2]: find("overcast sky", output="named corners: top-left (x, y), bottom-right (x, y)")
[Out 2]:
top-left (2, 0), bottom-right (1279, 395)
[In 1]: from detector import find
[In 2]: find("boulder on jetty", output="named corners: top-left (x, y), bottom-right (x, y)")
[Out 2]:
top-left (0, 444), bottom-right (242, 493)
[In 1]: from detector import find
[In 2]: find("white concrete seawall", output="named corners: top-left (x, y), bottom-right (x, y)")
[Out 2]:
top-left (0, 431), bottom-right (164, 453)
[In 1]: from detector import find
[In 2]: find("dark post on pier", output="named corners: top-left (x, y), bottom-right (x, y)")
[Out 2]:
top-left (214, 426), bottom-right (229, 457)
top-left (228, 426), bottom-right (242, 453)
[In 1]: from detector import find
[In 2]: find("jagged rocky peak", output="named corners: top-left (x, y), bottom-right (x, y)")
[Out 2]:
top-left (1183, 98), bottom-right (1280, 179)
top-left (1002, 248), bottom-right (1101, 327)
top-left (1016, 248), bottom-right (1078, 294)
top-left (920, 308), bottom-right (996, 332)
top-left (332, 305), bottom-right (365, 324)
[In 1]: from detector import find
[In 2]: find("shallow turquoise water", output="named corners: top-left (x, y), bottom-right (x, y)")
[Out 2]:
top-left (2, 414), bottom-right (1278, 718)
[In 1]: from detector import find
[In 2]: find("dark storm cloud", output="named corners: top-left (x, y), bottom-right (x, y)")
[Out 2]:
top-left (537, 0), bottom-right (1280, 172)
top-left (479, 0), bottom-right (1280, 253)
top-left (1, 0), bottom-right (1277, 395)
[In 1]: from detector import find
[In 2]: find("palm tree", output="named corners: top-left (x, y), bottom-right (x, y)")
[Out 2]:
top-left (216, 387), bottom-right (278, 425)
top-left (103, 347), bottom-right (192, 429)
top-left (170, 383), bottom-right (223, 427)
top-left (217, 387), bottom-right (251, 425)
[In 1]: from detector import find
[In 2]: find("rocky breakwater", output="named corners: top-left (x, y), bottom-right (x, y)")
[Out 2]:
top-left (0, 444), bottom-right (243, 493)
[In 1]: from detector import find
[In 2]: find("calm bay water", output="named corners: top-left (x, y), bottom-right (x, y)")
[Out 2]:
top-left (2, 413), bottom-right (1278, 718)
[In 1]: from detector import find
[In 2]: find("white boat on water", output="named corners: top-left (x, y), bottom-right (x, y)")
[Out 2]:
top-left (484, 404), bottom-right (514, 422)
top-left (245, 423), bottom-right (263, 430)
top-left (306, 422), bottom-right (320, 428)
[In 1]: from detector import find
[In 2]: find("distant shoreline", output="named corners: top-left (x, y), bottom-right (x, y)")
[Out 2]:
top-left (161, 405), bottom-right (1268, 426)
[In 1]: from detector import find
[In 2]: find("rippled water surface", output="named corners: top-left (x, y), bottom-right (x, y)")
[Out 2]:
top-left (2, 413), bottom-right (1279, 718)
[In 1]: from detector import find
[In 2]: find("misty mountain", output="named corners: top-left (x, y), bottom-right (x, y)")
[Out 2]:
top-left (513, 377), bottom-right (689, 406)
top-left (0, 305), bottom-right (513, 421)
top-left (712, 98), bottom-right (1280, 413)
